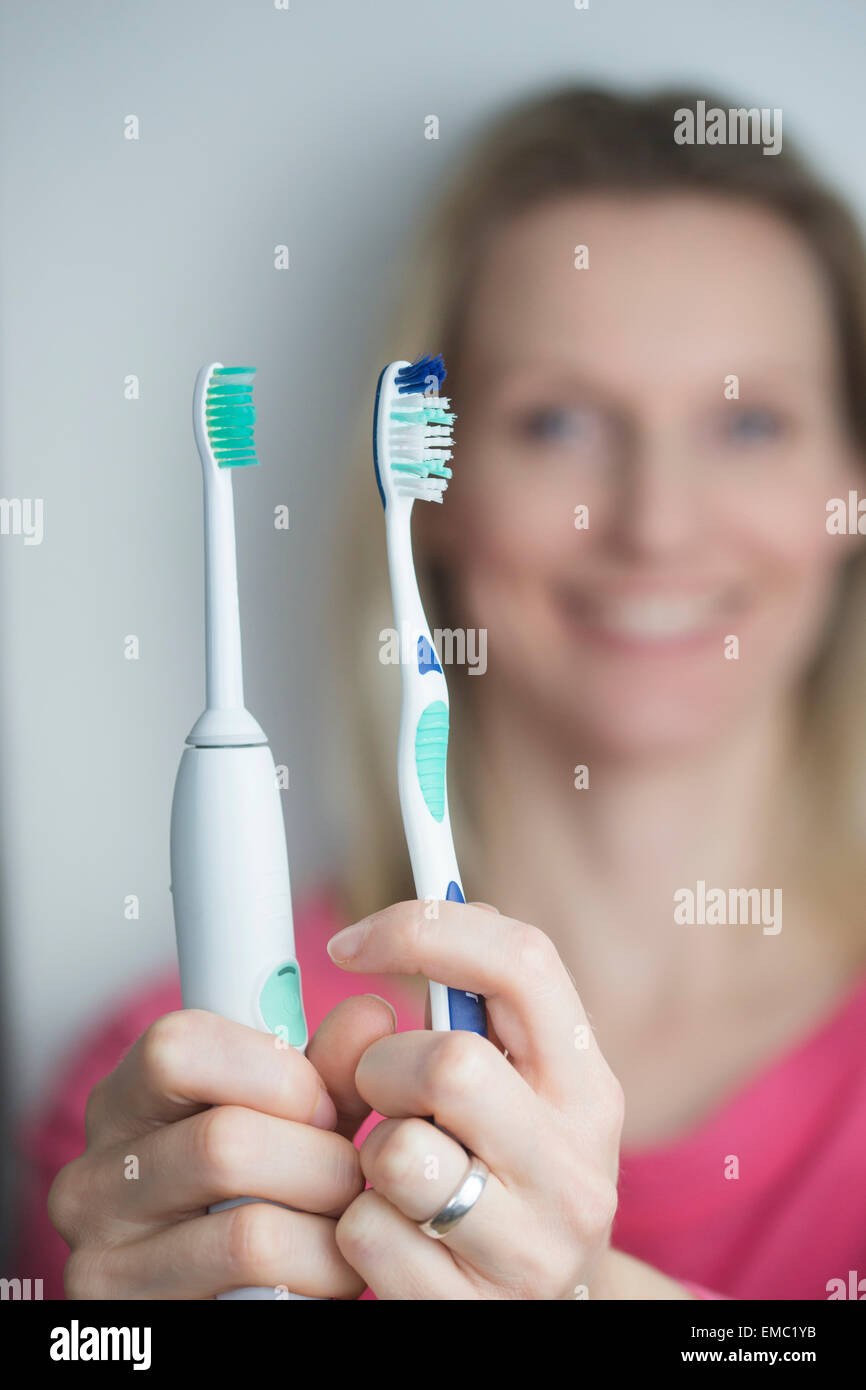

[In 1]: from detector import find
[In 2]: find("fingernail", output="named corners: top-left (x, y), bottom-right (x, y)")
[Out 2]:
top-left (327, 919), bottom-right (370, 962)
top-left (363, 993), bottom-right (397, 1031)
top-left (312, 1083), bottom-right (337, 1128)
top-left (471, 901), bottom-right (500, 913)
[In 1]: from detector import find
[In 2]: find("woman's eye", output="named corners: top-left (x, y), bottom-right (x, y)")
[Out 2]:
top-left (723, 407), bottom-right (785, 444)
top-left (519, 405), bottom-right (598, 444)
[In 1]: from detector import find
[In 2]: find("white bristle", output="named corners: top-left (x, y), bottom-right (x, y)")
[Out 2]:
top-left (397, 394), bottom-right (452, 411)
top-left (386, 405), bottom-right (454, 497)
top-left (376, 362), bottom-right (458, 506)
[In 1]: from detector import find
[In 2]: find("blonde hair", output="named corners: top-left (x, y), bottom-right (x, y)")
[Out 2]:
top-left (327, 85), bottom-right (866, 935)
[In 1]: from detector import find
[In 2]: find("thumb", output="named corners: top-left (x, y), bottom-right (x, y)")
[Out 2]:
top-left (305, 993), bottom-right (397, 1141)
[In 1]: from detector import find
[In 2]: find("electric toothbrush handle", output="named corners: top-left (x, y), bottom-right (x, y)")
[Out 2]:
top-left (170, 743), bottom-right (323, 1301)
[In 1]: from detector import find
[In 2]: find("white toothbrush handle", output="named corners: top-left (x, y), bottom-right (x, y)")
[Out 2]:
top-left (386, 511), bottom-right (487, 1036)
top-left (170, 742), bottom-right (320, 1301)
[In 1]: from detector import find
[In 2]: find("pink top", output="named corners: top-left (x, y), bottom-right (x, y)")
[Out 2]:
top-left (13, 893), bottom-right (866, 1301)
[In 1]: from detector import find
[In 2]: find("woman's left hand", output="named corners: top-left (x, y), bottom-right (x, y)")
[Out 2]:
top-left (322, 899), bottom-right (624, 1300)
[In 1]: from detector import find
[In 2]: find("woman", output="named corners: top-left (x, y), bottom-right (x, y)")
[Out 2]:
top-left (18, 86), bottom-right (866, 1299)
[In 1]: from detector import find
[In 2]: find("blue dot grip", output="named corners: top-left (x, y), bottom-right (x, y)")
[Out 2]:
top-left (417, 635), bottom-right (442, 675)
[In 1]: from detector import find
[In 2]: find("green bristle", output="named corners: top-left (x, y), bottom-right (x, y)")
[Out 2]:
top-left (390, 406), bottom-right (455, 426)
top-left (206, 366), bottom-right (258, 467)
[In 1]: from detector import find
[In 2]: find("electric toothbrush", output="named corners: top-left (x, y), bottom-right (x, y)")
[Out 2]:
top-left (170, 363), bottom-right (315, 1300)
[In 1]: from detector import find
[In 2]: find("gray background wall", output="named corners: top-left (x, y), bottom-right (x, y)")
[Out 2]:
top-left (1, 0), bottom-right (864, 1116)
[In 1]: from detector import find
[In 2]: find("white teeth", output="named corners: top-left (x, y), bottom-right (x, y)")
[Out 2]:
top-left (579, 595), bottom-right (722, 638)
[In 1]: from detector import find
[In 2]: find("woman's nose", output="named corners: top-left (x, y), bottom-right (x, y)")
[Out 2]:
top-left (608, 431), bottom-right (704, 561)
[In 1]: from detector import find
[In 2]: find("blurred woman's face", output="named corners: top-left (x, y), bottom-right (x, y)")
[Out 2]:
top-left (432, 193), bottom-right (863, 758)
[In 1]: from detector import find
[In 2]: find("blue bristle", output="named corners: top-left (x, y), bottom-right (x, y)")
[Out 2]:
top-left (395, 353), bottom-right (447, 395)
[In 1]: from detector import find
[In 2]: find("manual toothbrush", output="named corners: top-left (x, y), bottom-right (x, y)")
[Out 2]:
top-left (373, 354), bottom-right (487, 1037)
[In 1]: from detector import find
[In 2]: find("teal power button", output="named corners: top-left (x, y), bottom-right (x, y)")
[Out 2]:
top-left (259, 961), bottom-right (307, 1047)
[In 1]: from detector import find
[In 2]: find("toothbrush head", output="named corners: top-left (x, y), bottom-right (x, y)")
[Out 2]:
top-left (193, 363), bottom-right (258, 473)
top-left (373, 354), bottom-right (456, 510)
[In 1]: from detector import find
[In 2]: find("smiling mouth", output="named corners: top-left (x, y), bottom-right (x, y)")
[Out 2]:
top-left (556, 589), bottom-right (744, 647)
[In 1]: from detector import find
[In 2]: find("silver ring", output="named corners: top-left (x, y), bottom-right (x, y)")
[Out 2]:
top-left (418, 1156), bottom-right (490, 1239)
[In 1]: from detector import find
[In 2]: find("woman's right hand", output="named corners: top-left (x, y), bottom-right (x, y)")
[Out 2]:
top-left (47, 997), bottom-right (395, 1299)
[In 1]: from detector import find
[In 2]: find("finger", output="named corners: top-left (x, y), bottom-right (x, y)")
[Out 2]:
top-left (359, 1117), bottom-right (529, 1282)
top-left (336, 1189), bottom-right (471, 1300)
top-left (423, 990), bottom-right (502, 1052)
top-left (83, 1106), bottom-right (364, 1227)
top-left (421, 903), bottom-right (506, 1052)
top-left (64, 1203), bottom-right (365, 1301)
top-left (471, 908), bottom-right (508, 1057)
top-left (91, 1010), bottom-right (336, 1145)
top-left (355, 1030), bottom-right (544, 1184)
top-left (306, 994), bottom-right (397, 1141)
top-left (328, 901), bottom-right (592, 1112)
